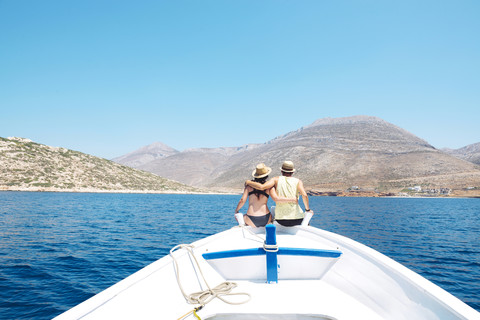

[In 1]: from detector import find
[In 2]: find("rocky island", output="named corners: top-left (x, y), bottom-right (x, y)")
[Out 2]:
top-left (0, 137), bottom-right (202, 194)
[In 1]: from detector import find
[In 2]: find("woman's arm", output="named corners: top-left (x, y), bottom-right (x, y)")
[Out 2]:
top-left (269, 187), bottom-right (298, 203)
top-left (235, 186), bottom-right (250, 213)
top-left (245, 177), bottom-right (277, 191)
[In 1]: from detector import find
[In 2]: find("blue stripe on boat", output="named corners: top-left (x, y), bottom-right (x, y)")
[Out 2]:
top-left (203, 248), bottom-right (265, 259)
top-left (265, 224), bottom-right (278, 283)
top-left (202, 247), bottom-right (342, 260)
top-left (279, 247), bottom-right (342, 258)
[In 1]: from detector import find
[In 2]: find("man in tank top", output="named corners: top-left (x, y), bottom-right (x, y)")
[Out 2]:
top-left (246, 161), bottom-right (313, 226)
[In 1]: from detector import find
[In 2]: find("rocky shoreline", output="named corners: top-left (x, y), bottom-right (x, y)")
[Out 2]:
top-left (2, 186), bottom-right (479, 198)
top-left (0, 186), bottom-right (218, 195)
top-left (307, 189), bottom-right (480, 198)
top-left (308, 190), bottom-right (396, 197)
top-left (0, 185), bottom-right (236, 195)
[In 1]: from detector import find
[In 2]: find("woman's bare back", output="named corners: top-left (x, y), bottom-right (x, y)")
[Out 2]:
top-left (246, 186), bottom-right (270, 216)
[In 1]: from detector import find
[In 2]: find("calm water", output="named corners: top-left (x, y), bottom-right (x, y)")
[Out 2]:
top-left (0, 192), bottom-right (479, 319)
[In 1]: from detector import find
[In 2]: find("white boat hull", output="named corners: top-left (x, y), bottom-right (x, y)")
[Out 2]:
top-left (54, 224), bottom-right (480, 320)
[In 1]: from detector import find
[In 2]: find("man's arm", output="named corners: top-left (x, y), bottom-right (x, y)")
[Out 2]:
top-left (245, 177), bottom-right (277, 191)
top-left (297, 180), bottom-right (312, 212)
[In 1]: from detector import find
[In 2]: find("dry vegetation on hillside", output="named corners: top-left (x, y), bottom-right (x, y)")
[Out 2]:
top-left (0, 137), bottom-right (201, 193)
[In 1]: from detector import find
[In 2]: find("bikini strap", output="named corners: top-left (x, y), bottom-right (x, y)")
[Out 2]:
top-left (248, 188), bottom-right (269, 198)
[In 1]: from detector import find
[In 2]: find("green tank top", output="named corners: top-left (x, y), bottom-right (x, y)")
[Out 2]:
top-left (275, 176), bottom-right (304, 220)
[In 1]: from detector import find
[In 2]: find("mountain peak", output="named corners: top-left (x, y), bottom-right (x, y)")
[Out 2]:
top-left (135, 141), bottom-right (178, 155)
top-left (443, 142), bottom-right (480, 165)
top-left (7, 137), bottom-right (33, 143)
top-left (306, 115), bottom-right (385, 128)
top-left (112, 142), bottom-right (179, 167)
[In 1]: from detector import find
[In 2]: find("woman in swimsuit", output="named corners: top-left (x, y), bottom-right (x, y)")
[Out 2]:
top-left (234, 163), bottom-right (297, 227)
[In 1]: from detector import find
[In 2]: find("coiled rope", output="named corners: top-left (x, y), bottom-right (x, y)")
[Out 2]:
top-left (170, 243), bottom-right (251, 319)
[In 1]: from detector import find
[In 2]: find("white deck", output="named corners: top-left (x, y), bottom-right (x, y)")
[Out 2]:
top-left (54, 224), bottom-right (480, 320)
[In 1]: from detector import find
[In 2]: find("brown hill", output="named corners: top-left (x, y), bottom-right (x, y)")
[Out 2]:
top-left (135, 144), bottom-right (261, 187)
top-left (442, 142), bottom-right (480, 165)
top-left (115, 116), bottom-right (480, 193)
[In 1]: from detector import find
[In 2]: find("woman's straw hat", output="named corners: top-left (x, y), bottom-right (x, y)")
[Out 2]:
top-left (280, 160), bottom-right (296, 173)
top-left (252, 163), bottom-right (272, 178)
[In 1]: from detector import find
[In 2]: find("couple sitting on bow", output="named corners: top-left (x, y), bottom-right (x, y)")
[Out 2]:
top-left (234, 160), bottom-right (314, 228)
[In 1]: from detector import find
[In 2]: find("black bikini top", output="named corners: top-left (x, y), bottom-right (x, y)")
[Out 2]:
top-left (248, 188), bottom-right (269, 198)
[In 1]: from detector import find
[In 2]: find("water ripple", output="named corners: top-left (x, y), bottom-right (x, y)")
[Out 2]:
top-left (0, 192), bottom-right (479, 319)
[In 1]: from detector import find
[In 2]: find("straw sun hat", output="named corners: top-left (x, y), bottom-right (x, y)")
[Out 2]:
top-left (280, 160), bottom-right (296, 173)
top-left (252, 163), bottom-right (272, 178)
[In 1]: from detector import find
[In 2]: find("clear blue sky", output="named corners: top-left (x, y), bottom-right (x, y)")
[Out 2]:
top-left (1, 1), bottom-right (479, 159)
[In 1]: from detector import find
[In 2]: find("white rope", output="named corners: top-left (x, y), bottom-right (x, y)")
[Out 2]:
top-left (170, 244), bottom-right (251, 308)
top-left (263, 243), bottom-right (279, 252)
top-left (238, 224), bottom-right (266, 243)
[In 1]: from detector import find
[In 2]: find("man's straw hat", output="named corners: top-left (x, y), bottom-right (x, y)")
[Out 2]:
top-left (252, 163), bottom-right (272, 178)
top-left (280, 160), bottom-right (295, 173)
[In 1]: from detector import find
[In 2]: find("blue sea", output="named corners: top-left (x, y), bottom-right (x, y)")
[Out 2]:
top-left (0, 192), bottom-right (479, 319)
